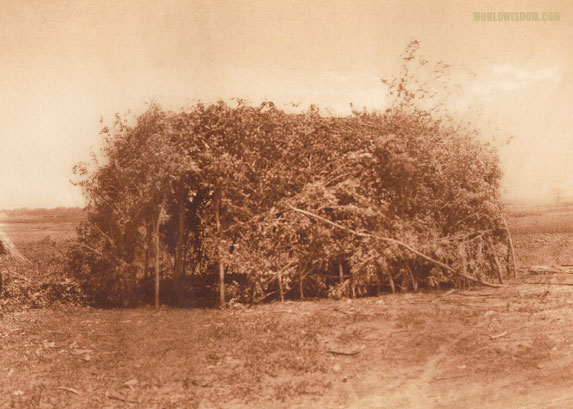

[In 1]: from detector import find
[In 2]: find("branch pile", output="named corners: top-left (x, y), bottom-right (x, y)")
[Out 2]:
top-left (67, 99), bottom-right (513, 307)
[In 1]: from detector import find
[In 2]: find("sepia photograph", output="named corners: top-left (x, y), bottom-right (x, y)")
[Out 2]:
top-left (1, 0), bottom-right (572, 407)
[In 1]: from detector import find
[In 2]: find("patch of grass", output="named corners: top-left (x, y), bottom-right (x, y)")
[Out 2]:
top-left (508, 209), bottom-right (573, 234)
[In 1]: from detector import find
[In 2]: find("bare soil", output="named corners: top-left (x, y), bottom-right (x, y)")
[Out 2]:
top-left (2, 270), bottom-right (573, 409)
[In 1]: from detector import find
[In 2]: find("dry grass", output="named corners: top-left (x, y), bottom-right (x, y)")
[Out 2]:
top-left (507, 206), bottom-right (573, 234)
top-left (2, 282), bottom-right (573, 409)
top-left (506, 206), bottom-right (573, 266)
top-left (0, 213), bottom-right (82, 243)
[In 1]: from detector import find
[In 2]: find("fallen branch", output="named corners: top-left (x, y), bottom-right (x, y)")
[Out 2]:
top-left (551, 264), bottom-right (569, 272)
top-left (106, 392), bottom-right (139, 404)
top-left (56, 387), bottom-right (80, 395)
top-left (490, 331), bottom-right (508, 340)
top-left (328, 349), bottom-right (359, 356)
top-left (525, 265), bottom-right (573, 274)
top-left (431, 374), bottom-right (468, 382)
top-left (522, 282), bottom-right (573, 287)
top-left (288, 205), bottom-right (504, 288)
top-left (333, 307), bottom-right (356, 315)
top-left (454, 292), bottom-right (497, 297)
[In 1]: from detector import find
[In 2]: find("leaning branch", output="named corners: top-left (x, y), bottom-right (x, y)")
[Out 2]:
top-left (78, 243), bottom-right (128, 267)
top-left (287, 205), bottom-right (503, 288)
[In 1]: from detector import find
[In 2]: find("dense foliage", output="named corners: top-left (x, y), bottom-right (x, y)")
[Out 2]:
top-left (0, 238), bottom-right (84, 311)
top-left (68, 45), bottom-right (511, 307)
top-left (67, 105), bottom-right (510, 307)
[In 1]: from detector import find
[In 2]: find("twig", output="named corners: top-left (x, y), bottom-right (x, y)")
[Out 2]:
top-left (106, 392), bottom-right (139, 404)
top-left (454, 292), bottom-right (497, 297)
top-left (288, 205), bottom-right (504, 288)
top-left (489, 331), bottom-right (508, 340)
top-left (288, 205), bottom-right (370, 238)
top-left (521, 282), bottom-right (573, 286)
top-left (57, 387), bottom-right (80, 395)
top-left (333, 308), bottom-right (355, 315)
top-left (328, 349), bottom-right (359, 356)
top-left (431, 374), bottom-right (468, 382)
top-left (78, 243), bottom-right (127, 266)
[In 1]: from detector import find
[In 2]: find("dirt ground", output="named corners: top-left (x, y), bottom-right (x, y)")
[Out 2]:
top-left (2, 269), bottom-right (573, 409)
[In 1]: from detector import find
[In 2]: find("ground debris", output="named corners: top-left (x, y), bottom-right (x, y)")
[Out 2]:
top-left (328, 349), bottom-right (360, 356)
top-left (123, 379), bottom-right (138, 389)
top-left (490, 331), bottom-right (508, 340)
top-left (106, 391), bottom-right (140, 404)
top-left (56, 386), bottom-right (80, 395)
top-left (431, 374), bottom-right (468, 382)
top-left (523, 265), bottom-right (573, 274)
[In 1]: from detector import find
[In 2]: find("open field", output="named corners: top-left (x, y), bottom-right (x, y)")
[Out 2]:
top-left (507, 205), bottom-right (573, 235)
top-left (0, 210), bottom-right (83, 243)
top-left (1, 205), bottom-right (573, 408)
top-left (507, 205), bottom-right (573, 267)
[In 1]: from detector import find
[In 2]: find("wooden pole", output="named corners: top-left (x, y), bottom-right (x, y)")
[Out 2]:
top-left (501, 214), bottom-right (517, 278)
top-left (174, 189), bottom-right (186, 278)
top-left (387, 272), bottom-right (396, 294)
top-left (215, 189), bottom-right (225, 307)
top-left (278, 270), bottom-right (284, 302)
top-left (487, 234), bottom-right (504, 284)
top-left (459, 241), bottom-right (468, 289)
top-left (154, 201), bottom-right (164, 310)
top-left (406, 263), bottom-right (418, 292)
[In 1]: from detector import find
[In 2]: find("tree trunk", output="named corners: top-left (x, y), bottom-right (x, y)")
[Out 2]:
top-left (174, 189), bottom-right (186, 278)
top-left (215, 189), bottom-right (225, 307)
top-left (154, 201), bottom-right (165, 310)
top-left (338, 260), bottom-right (344, 284)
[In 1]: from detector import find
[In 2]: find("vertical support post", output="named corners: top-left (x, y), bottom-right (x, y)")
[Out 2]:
top-left (215, 188), bottom-right (225, 307)
top-left (278, 270), bottom-right (284, 303)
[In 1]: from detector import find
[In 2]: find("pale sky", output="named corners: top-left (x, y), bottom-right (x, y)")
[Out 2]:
top-left (1, 0), bottom-right (572, 209)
